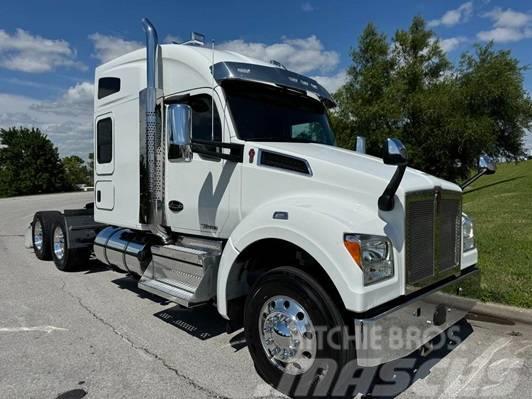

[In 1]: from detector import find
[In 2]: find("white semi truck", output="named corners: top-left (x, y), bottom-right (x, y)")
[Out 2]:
top-left (30, 18), bottom-right (492, 395)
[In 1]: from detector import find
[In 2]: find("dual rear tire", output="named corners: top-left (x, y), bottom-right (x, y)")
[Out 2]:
top-left (32, 213), bottom-right (89, 271)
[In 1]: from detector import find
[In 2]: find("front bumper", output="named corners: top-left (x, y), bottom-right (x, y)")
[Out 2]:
top-left (354, 266), bottom-right (480, 367)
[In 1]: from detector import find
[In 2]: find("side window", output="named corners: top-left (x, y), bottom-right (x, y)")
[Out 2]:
top-left (182, 94), bottom-right (222, 142)
top-left (97, 118), bottom-right (113, 164)
top-left (98, 77), bottom-right (121, 99)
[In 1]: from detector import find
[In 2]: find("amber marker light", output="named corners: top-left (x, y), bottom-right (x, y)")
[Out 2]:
top-left (344, 235), bottom-right (363, 269)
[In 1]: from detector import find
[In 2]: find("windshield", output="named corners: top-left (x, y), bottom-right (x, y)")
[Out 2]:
top-left (223, 81), bottom-right (336, 145)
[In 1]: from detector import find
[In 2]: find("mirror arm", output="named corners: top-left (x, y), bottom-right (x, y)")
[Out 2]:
top-left (378, 164), bottom-right (407, 211)
top-left (460, 168), bottom-right (487, 190)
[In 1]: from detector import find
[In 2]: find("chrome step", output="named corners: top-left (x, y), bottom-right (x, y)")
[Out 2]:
top-left (137, 241), bottom-right (222, 307)
top-left (138, 277), bottom-right (196, 306)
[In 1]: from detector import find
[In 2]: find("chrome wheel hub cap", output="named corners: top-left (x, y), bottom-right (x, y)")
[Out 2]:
top-left (53, 227), bottom-right (65, 260)
top-left (259, 296), bottom-right (317, 375)
top-left (33, 221), bottom-right (43, 251)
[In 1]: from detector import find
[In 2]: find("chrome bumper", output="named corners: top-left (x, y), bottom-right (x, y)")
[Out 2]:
top-left (354, 267), bottom-right (480, 367)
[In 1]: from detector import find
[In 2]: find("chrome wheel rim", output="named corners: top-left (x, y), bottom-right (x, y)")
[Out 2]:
top-left (33, 220), bottom-right (43, 251)
top-left (259, 295), bottom-right (317, 375)
top-left (53, 226), bottom-right (65, 260)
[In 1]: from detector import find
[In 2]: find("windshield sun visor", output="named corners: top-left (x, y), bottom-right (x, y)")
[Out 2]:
top-left (211, 62), bottom-right (336, 108)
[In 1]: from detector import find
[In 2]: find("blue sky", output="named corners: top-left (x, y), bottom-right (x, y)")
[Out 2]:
top-left (1, 0), bottom-right (531, 157)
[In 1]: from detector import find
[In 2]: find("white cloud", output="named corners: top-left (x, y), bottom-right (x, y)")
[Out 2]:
top-left (0, 83), bottom-right (94, 157)
top-left (428, 2), bottom-right (473, 28)
top-left (311, 70), bottom-right (348, 93)
top-left (477, 8), bottom-right (532, 43)
top-left (218, 35), bottom-right (339, 74)
top-left (301, 2), bottom-right (315, 12)
top-left (485, 7), bottom-right (531, 28)
top-left (0, 28), bottom-right (85, 73)
top-left (477, 27), bottom-right (532, 42)
top-left (438, 36), bottom-right (468, 52)
top-left (89, 33), bottom-right (143, 63)
top-left (31, 82), bottom-right (93, 116)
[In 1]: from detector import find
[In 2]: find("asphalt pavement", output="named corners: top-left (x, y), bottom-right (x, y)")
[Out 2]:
top-left (0, 192), bottom-right (530, 398)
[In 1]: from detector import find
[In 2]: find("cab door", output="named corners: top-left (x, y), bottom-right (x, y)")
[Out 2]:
top-left (164, 90), bottom-right (235, 237)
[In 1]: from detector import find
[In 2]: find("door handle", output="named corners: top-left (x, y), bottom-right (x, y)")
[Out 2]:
top-left (168, 200), bottom-right (184, 212)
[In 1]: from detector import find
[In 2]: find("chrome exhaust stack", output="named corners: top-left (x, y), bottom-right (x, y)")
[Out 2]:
top-left (140, 18), bottom-right (170, 243)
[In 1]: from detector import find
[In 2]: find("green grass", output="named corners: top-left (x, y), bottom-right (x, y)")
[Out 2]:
top-left (462, 159), bottom-right (532, 308)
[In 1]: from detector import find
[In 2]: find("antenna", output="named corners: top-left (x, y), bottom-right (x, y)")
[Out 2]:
top-left (211, 40), bottom-right (215, 142)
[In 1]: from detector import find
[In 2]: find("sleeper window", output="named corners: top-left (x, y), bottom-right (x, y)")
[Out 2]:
top-left (97, 118), bottom-right (113, 164)
top-left (98, 77), bottom-right (121, 99)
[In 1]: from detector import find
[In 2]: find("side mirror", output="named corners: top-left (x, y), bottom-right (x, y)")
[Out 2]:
top-left (167, 104), bottom-right (192, 161)
top-left (378, 138), bottom-right (408, 211)
top-left (383, 138), bottom-right (408, 166)
top-left (460, 154), bottom-right (497, 189)
top-left (478, 154), bottom-right (496, 175)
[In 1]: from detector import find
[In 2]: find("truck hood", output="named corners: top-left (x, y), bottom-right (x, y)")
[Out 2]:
top-left (256, 142), bottom-right (461, 203)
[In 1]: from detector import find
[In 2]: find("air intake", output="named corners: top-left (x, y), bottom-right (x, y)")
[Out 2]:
top-left (259, 151), bottom-right (311, 176)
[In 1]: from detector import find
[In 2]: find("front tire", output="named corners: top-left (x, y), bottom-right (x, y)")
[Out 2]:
top-left (244, 267), bottom-right (355, 397)
top-left (51, 219), bottom-right (89, 271)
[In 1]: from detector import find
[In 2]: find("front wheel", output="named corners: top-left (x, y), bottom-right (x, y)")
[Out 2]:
top-left (244, 267), bottom-right (355, 397)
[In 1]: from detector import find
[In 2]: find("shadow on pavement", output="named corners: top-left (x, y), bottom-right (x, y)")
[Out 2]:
top-left (108, 274), bottom-right (476, 398)
top-left (111, 275), bottom-right (170, 305)
top-left (78, 258), bottom-right (109, 274)
top-left (328, 319), bottom-right (474, 398)
top-left (153, 305), bottom-right (227, 340)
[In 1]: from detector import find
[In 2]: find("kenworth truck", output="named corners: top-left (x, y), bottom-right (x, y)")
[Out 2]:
top-left (30, 18), bottom-right (492, 395)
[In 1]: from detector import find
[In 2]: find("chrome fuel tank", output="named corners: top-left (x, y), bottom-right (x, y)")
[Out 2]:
top-left (94, 226), bottom-right (153, 276)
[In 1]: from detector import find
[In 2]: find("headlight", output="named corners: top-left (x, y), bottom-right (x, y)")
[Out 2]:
top-left (462, 213), bottom-right (475, 252)
top-left (344, 234), bottom-right (394, 285)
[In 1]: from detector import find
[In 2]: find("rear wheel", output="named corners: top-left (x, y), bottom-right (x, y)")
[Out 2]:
top-left (244, 267), bottom-right (355, 397)
top-left (51, 219), bottom-right (90, 271)
top-left (32, 213), bottom-right (53, 260)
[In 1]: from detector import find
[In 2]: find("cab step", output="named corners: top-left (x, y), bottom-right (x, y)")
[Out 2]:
top-left (138, 239), bottom-right (222, 307)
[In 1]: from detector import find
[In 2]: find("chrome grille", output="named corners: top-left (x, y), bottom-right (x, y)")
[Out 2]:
top-left (438, 198), bottom-right (462, 271)
top-left (405, 197), bottom-right (435, 282)
top-left (405, 189), bottom-right (462, 286)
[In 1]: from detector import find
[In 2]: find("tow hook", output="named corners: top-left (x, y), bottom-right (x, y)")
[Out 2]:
top-left (420, 342), bottom-right (434, 357)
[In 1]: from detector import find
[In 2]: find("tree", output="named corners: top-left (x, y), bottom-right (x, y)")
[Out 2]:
top-left (331, 16), bottom-right (532, 181)
top-left (458, 43), bottom-right (532, 161)
top-left (63, 155), bottom-right (90, 188)
top-left (0, 127), bottom-right (67, 197)
top-left (330, 23), bottom-right (399, 152)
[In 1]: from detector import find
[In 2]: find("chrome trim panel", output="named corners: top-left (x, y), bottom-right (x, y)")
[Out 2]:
top-left (138, 243), bottom-right (222, 306)
top-left (354, 267), bottom-right (479, 367)
top-left (212, 61), bottom-right (335, 107)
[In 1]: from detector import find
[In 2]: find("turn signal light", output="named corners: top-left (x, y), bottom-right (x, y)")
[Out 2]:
top-left (344, 237), bottom-right (362, 269)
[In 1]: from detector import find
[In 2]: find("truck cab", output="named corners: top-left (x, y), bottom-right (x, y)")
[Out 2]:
top-left (32, 19), bottom-right (481, 396)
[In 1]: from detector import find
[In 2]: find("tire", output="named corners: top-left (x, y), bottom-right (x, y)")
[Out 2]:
top-left (32, 213), bottom-right (54, 260)
top-left (244, 267), bottom-right (356, 398)
top-left (50, 219), bottom-right (90, 272)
